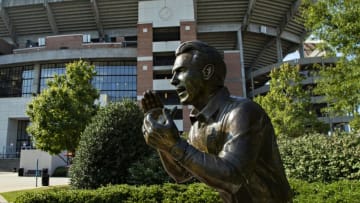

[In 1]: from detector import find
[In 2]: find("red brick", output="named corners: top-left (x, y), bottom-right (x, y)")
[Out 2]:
top-left (182, 105), bottom-right (192, 132)
top-left (137, 61), bottom-right (153, 95)
top-left (180, 21), bottom-right (197, 42)
top-left (137, 23), bottom-right (153, 56)
top-left (46, 35), bottom-right (83, 50)
top-left (224, 51), bottom-right (244, 96)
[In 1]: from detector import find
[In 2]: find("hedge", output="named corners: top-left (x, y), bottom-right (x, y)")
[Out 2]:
top-left (278, 133), bottom-right (360, 182)
top-left (14, 179), bottom-right (360, 203)
top-left (14, 183), bottom-right (220, 203)
top-left (291, 179), bottom-right (360, 203)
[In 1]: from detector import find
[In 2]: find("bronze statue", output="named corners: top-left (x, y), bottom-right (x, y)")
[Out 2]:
top-left (142, 41), bottom-right (292, 203)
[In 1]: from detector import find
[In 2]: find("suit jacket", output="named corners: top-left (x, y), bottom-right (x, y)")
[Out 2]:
top-left (159, 87), bottom-right (292, 203)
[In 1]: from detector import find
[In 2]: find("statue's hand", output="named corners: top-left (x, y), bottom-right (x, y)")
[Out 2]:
top-left (141, 90), bottom-right (164, 113)
top-left (143, 107), bottom-right (180, 152)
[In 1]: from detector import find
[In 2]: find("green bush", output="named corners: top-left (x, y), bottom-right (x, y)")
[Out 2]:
top-left (52, 166), bottom-right (69, 177)
top-left (291, 179), bottom-right (360, 203)
top-left (70, 100), bottom-right (152, 189)
top-left (14, 180), bottom-right (360, 203)
top-left (14, 183), bottom-right (221, 203)
top-left (278, 132), bottom-right (360, 182)
top-left (126, 152), bottom-right (173, 185)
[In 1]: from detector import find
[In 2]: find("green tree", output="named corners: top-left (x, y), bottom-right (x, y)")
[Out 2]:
top-left (70, 100), bottom-right (151, 189)
top-left (26, 60), bottom-right (99, 155)
top-left (302, 0), bottom-right (360, 131)
top-left (254, 63), bottom-right (325, 137)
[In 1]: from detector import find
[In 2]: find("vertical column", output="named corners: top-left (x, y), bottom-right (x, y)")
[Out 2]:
top-left (237, 29), bottom-right (246, 97)
top-left (137, 23), bottom-right (153, 101)
top-left (224, 51), bottom-right (244, 97)
top-left (276, 35), bottom-right (283, 62)
top-left (180, 20), bottom-right (197, 132)
top-left (250, 68), bottom-right (255, 98)
top-left (32, 63), bottom-right (41, 95)
top-left (180, 21), bottom-right (197, 42)
top-left (299, 40), bottom-right (305, 58)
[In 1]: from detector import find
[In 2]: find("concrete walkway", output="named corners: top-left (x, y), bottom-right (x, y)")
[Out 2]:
top-left (0, 195), bottom-right (7, 203)
top-left (0, 172), bottom-right (69, 202)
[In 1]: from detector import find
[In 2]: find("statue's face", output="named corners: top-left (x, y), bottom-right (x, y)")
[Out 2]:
top-left (171, 53), bottom-right (207, 106)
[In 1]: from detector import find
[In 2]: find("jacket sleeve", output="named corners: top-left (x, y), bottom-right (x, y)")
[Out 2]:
top-left (158, 150), bottom-right (193, 183)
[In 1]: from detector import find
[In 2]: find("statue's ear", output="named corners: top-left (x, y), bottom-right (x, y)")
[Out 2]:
top-left (202, 64), bottom-right (215, 80)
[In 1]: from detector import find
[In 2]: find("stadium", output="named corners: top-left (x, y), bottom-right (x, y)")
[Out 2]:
top-left (1, 0), bottom-right (323, 159)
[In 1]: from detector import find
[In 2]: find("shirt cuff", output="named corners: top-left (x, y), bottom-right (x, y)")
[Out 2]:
top-left (169, 139), bottom-right (189, 161)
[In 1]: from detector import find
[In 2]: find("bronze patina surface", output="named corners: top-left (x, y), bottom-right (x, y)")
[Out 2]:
top-left (142, 41), bottom-right (292, 203)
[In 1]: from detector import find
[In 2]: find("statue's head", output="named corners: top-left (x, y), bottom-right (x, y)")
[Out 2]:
top-left (171, 40), bottom-right (227, 108)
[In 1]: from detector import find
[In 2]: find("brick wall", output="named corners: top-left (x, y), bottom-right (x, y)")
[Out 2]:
top-left (182, 105), bottom-right (192, 132)
top-left (137, 61), bottom-right (153, 95)
top-left (137, 23), bottom-right (153, 96)
top-left (180, 21), bottom-right (197, 42)
top-left (46, 34), bottom-right (83, 50)
top-left (224, 50), bottom-right (244, 97)
top-left (137, 23), bottom-right (153, 57)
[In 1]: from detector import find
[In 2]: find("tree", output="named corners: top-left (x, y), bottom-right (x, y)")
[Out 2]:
top-left (254, 63), bottom-right (326, 137)
top-left (302, 0), bottom-right (360, 131)
top-left (26, 60), bottom-right (99, 155)
top-left (70, 100), bottom-right (152, 189)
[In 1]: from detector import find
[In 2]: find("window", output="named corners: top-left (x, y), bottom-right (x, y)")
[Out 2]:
top-left (0, 65), bottom-right (34, 98)
top-left (16, 120), bottom-right (32, 157)
top-left (153, 27), bottom-right (180, 42)
top-left (92, 61), bottom-right (137, 101)
top-left (39, 63), bottom-right (66, 92)
top-left (21, 66), bottom-right (34, 97)
top-left (82, 34), bottom-right (91, 43)
top-left (39, 61), bottom-right (137, 101)
top-left (153, 52), bottom-right (175, 66)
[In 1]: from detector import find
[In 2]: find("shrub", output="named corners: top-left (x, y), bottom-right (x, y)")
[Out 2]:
top-left (278, 132), bottom-right (360, 182)
top-left (52, 166), bottom-right (69, 177)
top-left (126, 152), bottom-right (173, 185)
top-left (70, 100), bottom-right (152, 189)
top-left (13, 180), bottom-right (360, 203)
top-left (14, 183), bottom-right (221, 203)
top-left (291, 179), bottom-right (360, 203)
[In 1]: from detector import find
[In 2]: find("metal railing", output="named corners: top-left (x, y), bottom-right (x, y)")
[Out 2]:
top-left (0, 153), bottom-right (19, 159)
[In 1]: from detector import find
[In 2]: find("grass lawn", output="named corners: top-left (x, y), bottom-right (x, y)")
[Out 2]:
top-left (0, 185), bottom-right (69, 202)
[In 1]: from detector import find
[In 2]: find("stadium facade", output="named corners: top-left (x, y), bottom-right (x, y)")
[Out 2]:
top-left (0, 0), bottom-right (309, 158)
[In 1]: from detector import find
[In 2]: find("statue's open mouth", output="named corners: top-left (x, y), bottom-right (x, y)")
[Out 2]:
top-left (176, 87), bottom-right (186, 95)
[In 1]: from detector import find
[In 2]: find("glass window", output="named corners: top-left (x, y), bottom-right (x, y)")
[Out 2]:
top-left (22, 66), bottom-right (34, 97)
top-left (39, 64), bottom-right (66, 92)
top-left (39, 61), bottom-right (137, 102)
top-left (0, 65), bottom-right (34, 98)
top-left (153, 27), bottom-right (180, 42)
top-left (92, 61), bottom-right (137, 101)
top-left (16, 120), bottom-right (33, 157)
top-left (153, 52), bottom-right (175, 66)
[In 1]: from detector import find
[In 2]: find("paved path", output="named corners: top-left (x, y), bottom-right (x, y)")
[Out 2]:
top-left (0, 195), bottom-right (7, 203)
top-left (0, 172), bottom-right (69, 202)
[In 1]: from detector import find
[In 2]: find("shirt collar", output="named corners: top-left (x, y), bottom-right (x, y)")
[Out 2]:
top-left (189, 87), bottom-right (230, 124)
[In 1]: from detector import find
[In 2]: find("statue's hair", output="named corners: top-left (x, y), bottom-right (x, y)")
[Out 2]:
top-left (175, 40), bottom-right (226, 86)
